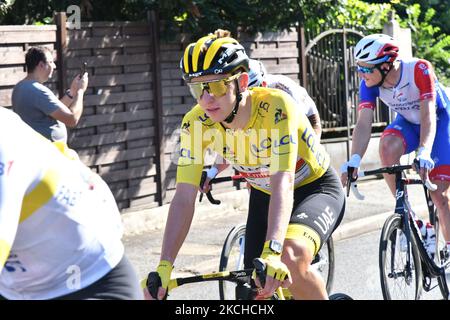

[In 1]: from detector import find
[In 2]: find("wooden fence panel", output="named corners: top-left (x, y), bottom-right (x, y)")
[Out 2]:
top-left (0, 22), bottom-right (308, 213)
top-left (65, 21), bottom-right (159, 211)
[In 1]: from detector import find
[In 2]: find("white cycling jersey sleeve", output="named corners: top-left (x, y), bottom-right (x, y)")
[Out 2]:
top-left (265, 74), bottom-right (318, 117)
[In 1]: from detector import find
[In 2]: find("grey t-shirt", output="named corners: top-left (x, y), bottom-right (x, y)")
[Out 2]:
top-left (12, 80), bottom-right (67, 142)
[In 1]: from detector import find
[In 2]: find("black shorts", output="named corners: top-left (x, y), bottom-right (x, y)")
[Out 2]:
top-left (244, 167), bottom-right (345, 268)
top-left (56, 255), bottom-right (143, 300)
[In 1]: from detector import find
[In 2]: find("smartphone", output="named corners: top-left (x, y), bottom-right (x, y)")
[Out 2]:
top-left (81, 62), bottom-right (87, 76)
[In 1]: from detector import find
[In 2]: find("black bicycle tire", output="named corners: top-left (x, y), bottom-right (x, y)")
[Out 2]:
top-left (329, 293), bottom-right (353, 300)
top-left (219, 224), bottom-right (335, 298)
top-left (434, 212), bottom-right (449, 299)
top-left (218, 223), bottom-right (247, 300)
top-left (323, 236), bottom-right (335, 294)
top-left (379, 214), bottom-right (423, 300)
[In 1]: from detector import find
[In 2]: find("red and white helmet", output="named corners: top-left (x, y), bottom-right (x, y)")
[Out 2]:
top-left (354, 34), bottom-right (399, 65)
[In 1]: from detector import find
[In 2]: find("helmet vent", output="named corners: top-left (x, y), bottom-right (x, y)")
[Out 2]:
top-left (359, 53), bottom-right (369, 59)
top-left (363, 40), bottom-right (375, 50)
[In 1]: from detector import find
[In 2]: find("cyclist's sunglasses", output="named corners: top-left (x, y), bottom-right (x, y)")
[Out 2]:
top-left (356, 65), bottom-right (377, 74)
top-left (187, 73), bottom-right (241, 100)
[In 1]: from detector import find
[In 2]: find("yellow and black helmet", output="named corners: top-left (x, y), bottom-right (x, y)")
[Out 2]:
top-left (180, 34), bottom-right (249, 82)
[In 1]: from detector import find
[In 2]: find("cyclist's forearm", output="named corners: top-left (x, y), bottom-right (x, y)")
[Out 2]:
top-left (307, 114), bottom-right (322, 140)
top-left (160, 192), bottom-right (196, 263)
top-left (419, 99), bottom-right (436, 151)
top-left (351, 113), bottom-right (373, 158)
top-left (266, 172), bottom-right (294, 242)
top-left (212, 156), bottom-right (230, 174)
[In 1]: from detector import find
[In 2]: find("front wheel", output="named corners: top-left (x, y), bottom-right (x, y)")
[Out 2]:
top-left (379, 214), bottom-right (423, 300)
top-left (219, 224), bottom-right (247, 300)
top-left (219, 224), bottom-right (335, 299)
top-left (329, 293), bottom-right (353, 300)
top-left (312, 236), bottom-right (335, 294)
top-left (434, 213), bottom-right (449, 299)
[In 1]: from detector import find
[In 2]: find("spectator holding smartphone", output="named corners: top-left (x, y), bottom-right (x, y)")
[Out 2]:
top-left (12, 46), bottom-right (88, 143)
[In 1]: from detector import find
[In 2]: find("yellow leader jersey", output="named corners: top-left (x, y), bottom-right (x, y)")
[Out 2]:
top-left (176, 87), bottom-right (330, 194)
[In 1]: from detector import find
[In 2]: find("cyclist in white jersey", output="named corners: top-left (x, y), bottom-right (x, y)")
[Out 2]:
top-left (0, 108), bottom-right (142, 300)
top-left (340, 34), bottom-right (450, 248)
top-left (248, 58), bottom-right (322, 138)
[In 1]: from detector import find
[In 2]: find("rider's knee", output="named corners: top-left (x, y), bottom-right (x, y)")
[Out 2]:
top-left (379, 138), bottom-right (403, 164)
top-left (432, 188), bottom-right (450, 211)
top-left (282, 240), bottom-right (314, 276)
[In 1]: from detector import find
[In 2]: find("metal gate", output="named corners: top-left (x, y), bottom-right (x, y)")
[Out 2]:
top-left (299, 28), bottom-right (391, 154)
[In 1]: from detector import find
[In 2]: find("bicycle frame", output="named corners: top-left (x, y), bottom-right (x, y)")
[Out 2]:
top-left (395, 173), bottom-right (447, 284)
top-left (354, 165), bottom-right (449, 291)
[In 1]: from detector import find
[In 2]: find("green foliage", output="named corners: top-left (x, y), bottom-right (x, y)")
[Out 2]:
top-left (323, 0), bottom-right (392, 31)
top-left (0, 0), bottom-right (448, 85)
top-left (398, 4), bottom-right (450, 85)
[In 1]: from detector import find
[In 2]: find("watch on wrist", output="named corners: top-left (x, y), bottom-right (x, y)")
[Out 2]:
top-left (65, 89), bottom-right (74, 99)
top-left (267, 240), bottom-right (283, 255)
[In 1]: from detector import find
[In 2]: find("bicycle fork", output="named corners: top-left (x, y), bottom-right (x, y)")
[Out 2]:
top-left (389, 172), bottom-right (415, 284)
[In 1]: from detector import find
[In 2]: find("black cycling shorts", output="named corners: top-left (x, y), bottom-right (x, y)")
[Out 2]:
top-left (56, 255), bottom-right (143, 300)
top-left (244, 166), bottom-right (345, 268)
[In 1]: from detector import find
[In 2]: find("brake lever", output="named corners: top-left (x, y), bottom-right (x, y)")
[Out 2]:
top-left (346, 166), bottom-right (357, 197)
top-left (199, 171), bottom-right (221, 205)
top-left (253, 258), bottom-right (267, 289)
top-left (413, 159), bottom-right (438, 191)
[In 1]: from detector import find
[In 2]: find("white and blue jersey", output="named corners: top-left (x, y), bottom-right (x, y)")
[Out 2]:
top-left (358, 58), bottom-right (450, 181)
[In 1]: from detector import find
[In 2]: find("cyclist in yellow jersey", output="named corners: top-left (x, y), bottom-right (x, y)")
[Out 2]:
top-left (145, 33), bottom-right (345, 300)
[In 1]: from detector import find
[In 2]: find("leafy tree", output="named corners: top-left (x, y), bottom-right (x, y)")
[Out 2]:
top-left (0, 0), bottom-right (447, 85)
top-left (398, 4), bottom-right (450, 85)
top-left (366, 0), bottom-right (450, 35)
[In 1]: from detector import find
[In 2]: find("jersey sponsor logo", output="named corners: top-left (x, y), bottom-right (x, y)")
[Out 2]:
top-left (197, 113), bottom-right (215, 127)
top-left (391, 103), bottom-right (420, 111)
top-left (198, 113), bottom-right (210, 122)
top-left (296, 212), bottom-right (308, 219)
top-left (301, 127), bottom-right (327, 168)
top-left (0, 161), bottom-right (14, 176)
top-left (274, 83), bottom-right (292, 96)
top-left (258, 101), bottom-right (270, 118)
top-left (418, 62), bottom-right (428, 70)
top-left (4, 254), bottom-right (27, 272)
top-left (394, 92), bottom-right (407, 102)
top-left (250, 138), bottom-right (271, 159)
top-left (180, 148), bottom-right (195, 160)
top-left (259, 101), bottom-right (270, 113)
top-left (274, 108), bottom-right (287, 124)
top-left (272, 134), bottom-right (296, 155)
top-left (237, 171), bottom-right (270, 179)
top-left (181, 121), bottom-right (191, 135)
top-left (313, 206), bottom-right (335, 235)
top-left (56, 185), bottom-right (82, 207)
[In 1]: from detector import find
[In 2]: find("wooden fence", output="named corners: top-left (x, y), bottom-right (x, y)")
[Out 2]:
top-left (0, 13), bottom-right (379, 212)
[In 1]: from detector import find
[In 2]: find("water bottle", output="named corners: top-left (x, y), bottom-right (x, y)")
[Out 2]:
top-left (425, 223), bottom-right (436, 258)
top-left (416, 219), bottom-right (426, 239)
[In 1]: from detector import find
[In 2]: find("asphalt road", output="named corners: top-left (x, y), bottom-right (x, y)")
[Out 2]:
top-left (123, 207), bottom-right (446, 300)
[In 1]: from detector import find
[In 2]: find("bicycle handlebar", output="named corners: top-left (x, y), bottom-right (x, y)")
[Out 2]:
top-left (347, 163), bottom-right (438, 200)
top-left (199, 171), bottom-right (245, 205)
top-left (144, 258), bottom-right (267, 300)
